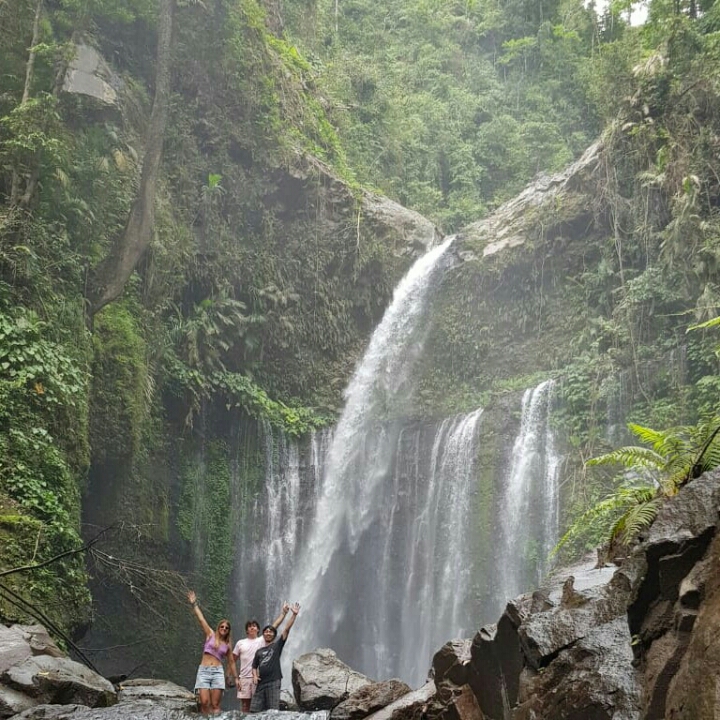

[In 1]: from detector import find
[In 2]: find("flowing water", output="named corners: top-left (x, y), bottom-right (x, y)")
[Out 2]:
top-left (497, 380), bottom-right (561, 603)
top-left (230, 239), bottom-right (562, 687)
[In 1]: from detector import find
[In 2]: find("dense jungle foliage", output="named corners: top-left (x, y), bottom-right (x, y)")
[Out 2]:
top-left (1, 0), bottom-right (720, 670)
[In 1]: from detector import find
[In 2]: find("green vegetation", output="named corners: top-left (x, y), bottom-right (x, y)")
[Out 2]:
top-left (554, 418), bottom-right (720, 558)
top-left (1, 0), bottom-right (720, 671)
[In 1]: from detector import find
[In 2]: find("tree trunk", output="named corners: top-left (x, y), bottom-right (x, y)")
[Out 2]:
top-left (87, 0), bottom-right (175, 315)
top-left (9, 0), bottom-right (42, 208)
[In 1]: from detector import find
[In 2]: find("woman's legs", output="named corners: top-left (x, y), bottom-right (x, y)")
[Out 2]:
top-left (209, 688), bottom-right (223, 713)
top-left (198, 688), bottom-right (212, 714)
top-left (241, 698), bottom-right (251, 713)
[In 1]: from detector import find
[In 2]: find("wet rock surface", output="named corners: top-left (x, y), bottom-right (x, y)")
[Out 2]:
top-left (3, 655), bottom-right (116, 708)
top-left (363, 681), bottom-right (436, 720)
top-left (445, 468), bottom-right (720, 720)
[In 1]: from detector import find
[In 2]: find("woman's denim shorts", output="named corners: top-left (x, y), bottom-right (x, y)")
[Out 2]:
top-left (195, 664), bottom-right (225, 690)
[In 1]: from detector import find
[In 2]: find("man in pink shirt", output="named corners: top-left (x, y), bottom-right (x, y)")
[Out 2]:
top-left (233, 602), bottom-right (289, 712)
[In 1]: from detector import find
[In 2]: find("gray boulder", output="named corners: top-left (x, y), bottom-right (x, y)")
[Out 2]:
top-left (292, 648), bottom-right (372, 710)
top-left (0, 682), bottom-right (38, 718)
top-left (8, 625), bottom-right (64, 659)
top-left (3, 655), bottom-right (116, 708)
top-left (0, 625), bottom-right (32, 675)
top-left (513, 616), bottom-right (640, 720)
top-left (330, 679), bottom-right (411, 720)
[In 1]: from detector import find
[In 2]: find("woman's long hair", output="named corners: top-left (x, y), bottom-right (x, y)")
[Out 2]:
top-left (214, 619), bottom-right (232, 650)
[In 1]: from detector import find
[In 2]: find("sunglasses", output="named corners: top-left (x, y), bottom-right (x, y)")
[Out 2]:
top-left (219, 624), bottom-right (230, 630)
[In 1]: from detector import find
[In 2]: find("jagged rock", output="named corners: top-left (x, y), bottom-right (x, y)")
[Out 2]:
top-left (0, 625), bottom-right (32, 674)
top-left (8, 626), bottom-right (65, 659)
top-left (517, 568), bottom-right (631, 670)
top-left (665, 532), bottom-right (720, 719)
top-left (0, 682), bottom-right (38, 718)
top-left (427, 684), bottom-right (483, 720)
top-left (283, 154), bottom-right (441, 263)
top-left (363, 681), bottom-right (435, 720)
top-left (116, 679), bottom-right (194, 709)
top-left (458, 141), bottom-right (603, 259)
top-left (467, 613), bottom-right (523, 720)
top-left (362, 193), bottom-right (441, 257)
top-left (2, 655), bottom-right (116, 708)
top-left (626, 469), bottom-right (720, 719)
top-left (432, 640), bottom-right (471, 686)
top-left (292, 648), bottom-right (373, 710)
top-left (512, 616), bottom-right (640, 720)
top-left (330, 679), bottom-right (412, 720)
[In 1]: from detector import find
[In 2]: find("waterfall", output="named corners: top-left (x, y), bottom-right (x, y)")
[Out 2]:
top-left (498, 379), bottom-right (560, 603)
top-left (395, 408), bottom-right (484, 682)
top-left (230, 241), bottom-right (564, 688)
top-left (286, 237), bottom-right (455, 683)
top-left (231, 424), bottom-right (329, 625)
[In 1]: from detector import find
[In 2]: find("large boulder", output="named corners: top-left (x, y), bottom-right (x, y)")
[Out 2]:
top-left (330, 679), bottom-right (412, 720)
top-left (2, 655), bottom-right (117, 708)
top-left (665, 535), bottom-right (720, 719)
top-left (625, 470), bottom-right (720, 719)
top-left (293, 648), bottom-right (373, 710)
top-left (464, 556), bottom-right (639, 720)
top-left (0, 682), bottom-right (38, 718)
top-left (427, 684), bottom-right (483, 720)
top-left (0, 625), bottom-right (32, 675)
top-left (512, 616), bottom-right (640, 720)
top-left (432, 640), bottom-right (471, 687)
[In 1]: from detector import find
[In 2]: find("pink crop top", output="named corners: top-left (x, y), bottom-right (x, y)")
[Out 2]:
top-left (203, 634), bottom-right (229, 662)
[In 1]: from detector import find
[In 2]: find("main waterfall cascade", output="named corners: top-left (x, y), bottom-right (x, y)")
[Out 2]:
top-left (230, 239), bottom-right (562, 687)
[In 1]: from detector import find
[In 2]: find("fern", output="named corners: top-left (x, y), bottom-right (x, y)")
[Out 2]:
top-left (555, 417), bottom-right (720, 555)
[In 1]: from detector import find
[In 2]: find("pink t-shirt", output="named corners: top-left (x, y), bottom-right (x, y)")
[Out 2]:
top-left (233, 636), bottom-right (266, 678)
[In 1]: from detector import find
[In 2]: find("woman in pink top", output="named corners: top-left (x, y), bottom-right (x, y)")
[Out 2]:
top-left (188, 590), bottom-right (237, 714)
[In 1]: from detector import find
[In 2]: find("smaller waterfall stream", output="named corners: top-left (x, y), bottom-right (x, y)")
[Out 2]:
top-left (498, 379), bottom-right (560, 603)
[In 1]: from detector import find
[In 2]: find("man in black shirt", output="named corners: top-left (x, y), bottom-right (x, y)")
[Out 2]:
top-left (250, 602), bottom-right (300, 711)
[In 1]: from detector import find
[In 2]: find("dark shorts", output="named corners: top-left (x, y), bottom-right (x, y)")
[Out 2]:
top-left (249, 679), bottom-right (281, 711)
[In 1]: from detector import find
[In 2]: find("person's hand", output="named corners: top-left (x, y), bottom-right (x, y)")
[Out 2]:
top-left (282, 601), bottom-right (290, 613)
top-left (290, 602), bottom-right (300, 615)
top-left (187, 590), bottom-right (197, 605)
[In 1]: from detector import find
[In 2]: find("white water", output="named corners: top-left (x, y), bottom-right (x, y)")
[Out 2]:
top-left (286, 237), bottom-right (455, 678)
top-left (498, 379), bottom-right (561, 603)
top-left (230, 243), bottom-right (564, 687)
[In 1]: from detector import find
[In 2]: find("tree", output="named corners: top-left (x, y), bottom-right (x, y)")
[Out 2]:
top-left (86, 0), bottom-right (175, 315)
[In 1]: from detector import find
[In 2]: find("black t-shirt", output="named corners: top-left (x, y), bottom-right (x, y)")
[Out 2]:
top-left (252, 636), bottom-right (286, 685)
